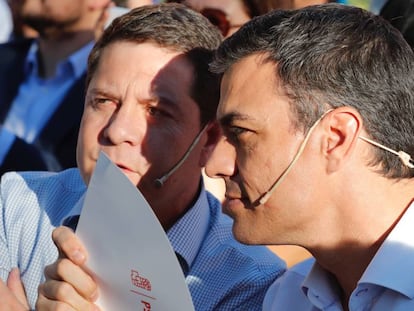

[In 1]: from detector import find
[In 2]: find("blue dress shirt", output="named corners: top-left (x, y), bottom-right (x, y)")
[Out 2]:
top-left (0, 168), bottom-right (286, 310)
top-left (0, 41), bottom-right (93, 165)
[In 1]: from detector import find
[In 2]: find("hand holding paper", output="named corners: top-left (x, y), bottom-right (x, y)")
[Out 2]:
top-left (75, 152), bottom-right (195, 310)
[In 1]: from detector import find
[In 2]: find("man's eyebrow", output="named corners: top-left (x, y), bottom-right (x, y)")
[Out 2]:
top-left (87, 87), bottom-right (112, 98)
top-left (219, 112), bottom-right (255, 126)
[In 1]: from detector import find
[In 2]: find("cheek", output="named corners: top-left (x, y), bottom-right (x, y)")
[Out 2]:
top-left (76, 114), bottom-right (103, 183)
top-left (238, 148), bottom-right (274, 189)
top-left (77, 117), bottom-right (95, 151)
top-left (76, 132), bottom-right (92, 185)
top-left (80, 109), bottom-right (108, 141)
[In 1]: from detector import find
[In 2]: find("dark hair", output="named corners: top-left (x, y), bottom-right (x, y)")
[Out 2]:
top-left (211, 4), bottom-right (414, 178)
top-left (87, 3), bottom-right (222, 125)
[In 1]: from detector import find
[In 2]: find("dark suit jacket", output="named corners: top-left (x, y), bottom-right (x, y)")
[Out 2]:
top-left (0, 39), bottom-right (86, 175)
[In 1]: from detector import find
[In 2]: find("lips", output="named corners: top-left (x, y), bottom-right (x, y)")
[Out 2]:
top-left (116, 162), bottom-right (135, 173)
top-left (223, 181), bottom-right (248, 210)
top-left (224, 192), bottom-right (241, 200)
top-left (223, 195), bottom-right (248, 214)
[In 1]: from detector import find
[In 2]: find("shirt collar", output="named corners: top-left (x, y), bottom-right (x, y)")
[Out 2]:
top-left (24, 41), bottom-right (38, 76)
top-left (69, 41), bottom-right (94, 78)
top-left (24, 40), bottom-right (94, 79)
top-left (360, 200), bottom-right (414, 298)
top-left (302, 201), bottom-right (414, 306)
top-left (302, 261), bottom-right (341, 309)
top-left (167, 182), bottom-right (210, 275)
top-left (60, 194), bottom-right (85, 226)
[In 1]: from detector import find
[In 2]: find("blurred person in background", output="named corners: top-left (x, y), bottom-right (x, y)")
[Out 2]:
top-left (370, 0), bottom-right (387, 13)
top-left (0, 0), bottom-right (111, 175)
top-left (294, 0), bottom-right (330, 8)
top-left (380, 0), bottom-right (414, 49)
top-left (126, 0), bottom-right (153, 7)
top-left (7, 0), bottom-right (38, 40)
top-left (113, 0), bottom-right (150, 7)
top-left (0, 0), bottom-right (13, 43)
top-left (167, 0), bottom-right (294, 38)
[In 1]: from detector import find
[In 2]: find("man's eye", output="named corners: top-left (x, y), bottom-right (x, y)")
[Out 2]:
top-left (230, 126), bottom-right (248, 135)
top-left (227, 126), bottom-right (248, 143)
top-left (147, 106), bottom-right (171, 119)
top-left (148, 106), bottom-right (160, 116)
top-left (92, 98), bottom-right (113, 107)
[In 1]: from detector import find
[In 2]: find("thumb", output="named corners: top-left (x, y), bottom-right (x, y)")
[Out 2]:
top-left (7, 268), bottom-right (30, 310)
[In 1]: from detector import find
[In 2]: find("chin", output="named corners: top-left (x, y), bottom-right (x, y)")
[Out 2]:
top-left (120, 170), bottom-right (140, 186)
top-left (231, 222), bottom-right (256, 245)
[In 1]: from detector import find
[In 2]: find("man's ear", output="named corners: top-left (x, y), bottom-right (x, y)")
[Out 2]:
top-left (323, 107), bottom-right (362, 173)
top-left (199, 121), bottom-right (221, 167)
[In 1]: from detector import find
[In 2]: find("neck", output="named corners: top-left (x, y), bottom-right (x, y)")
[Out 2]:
top-left (309, 177), bottom-right (414, 306)
top-left (313, 242), bottom-right (381, 306)
top-left (37, 31), bottom-right (94, 78)
top-left (153, 177), bottom-right (202, 231)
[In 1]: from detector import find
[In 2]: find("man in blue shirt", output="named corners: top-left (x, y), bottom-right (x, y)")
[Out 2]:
top-left (0, 0), bottom-right (111, 174)
top-left (205, 4), bottom-right (414, 310)
top-left (1, 4), bottom-right (285, 310)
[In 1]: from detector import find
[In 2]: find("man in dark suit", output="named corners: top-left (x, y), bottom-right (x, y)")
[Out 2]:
top-left (0, 0), bottom-right (111, 175)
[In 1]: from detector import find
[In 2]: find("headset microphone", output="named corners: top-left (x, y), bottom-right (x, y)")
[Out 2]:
top-left (154, 125), bottom-right (209, 188)
top-left (258, 109), bottom-right (333, 205)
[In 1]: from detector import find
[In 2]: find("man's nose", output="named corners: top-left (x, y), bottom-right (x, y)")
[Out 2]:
top-left (103, 103), bottom-right (144, 146)
top-left (205, 136), bottom-right (237, 179)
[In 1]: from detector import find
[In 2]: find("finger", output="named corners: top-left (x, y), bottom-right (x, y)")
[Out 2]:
top-left (36, 291), bottom-right (74, 311)
top-left (52, 226), bottom-right (87, 265)
top-left (0, 276), bottom-right (27, 310)
top-left (38, 281), bottom-right (99, 311)
top-left (7, 268), bottom-right (30, 310)
top-left (44, 258), bottom-right (98, 301)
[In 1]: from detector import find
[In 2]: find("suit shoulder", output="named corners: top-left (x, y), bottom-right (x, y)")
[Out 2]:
top-left (0, 38), bottom-right (32, 63)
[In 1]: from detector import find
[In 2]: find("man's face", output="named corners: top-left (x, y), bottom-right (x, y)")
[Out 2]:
top-left (14, 0), bottom-right (97, 33)
top-left (205, 54), bottom-right (322, 245)
top-left (78, 41), bottom-right (206, 226)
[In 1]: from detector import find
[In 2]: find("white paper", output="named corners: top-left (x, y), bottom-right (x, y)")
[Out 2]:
top-left (76, 152), bottom-right (195, 311)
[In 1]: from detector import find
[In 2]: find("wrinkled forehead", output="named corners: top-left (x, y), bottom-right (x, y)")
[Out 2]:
top-left (89, 41), bottom-right (195, 99)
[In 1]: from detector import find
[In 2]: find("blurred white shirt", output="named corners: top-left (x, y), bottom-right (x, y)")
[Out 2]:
top-left (0, 0), bottom-right (12, 43)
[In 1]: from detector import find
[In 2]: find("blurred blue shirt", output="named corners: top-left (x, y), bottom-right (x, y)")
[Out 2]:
top-left (0, 40), bottom-right (93, 165)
